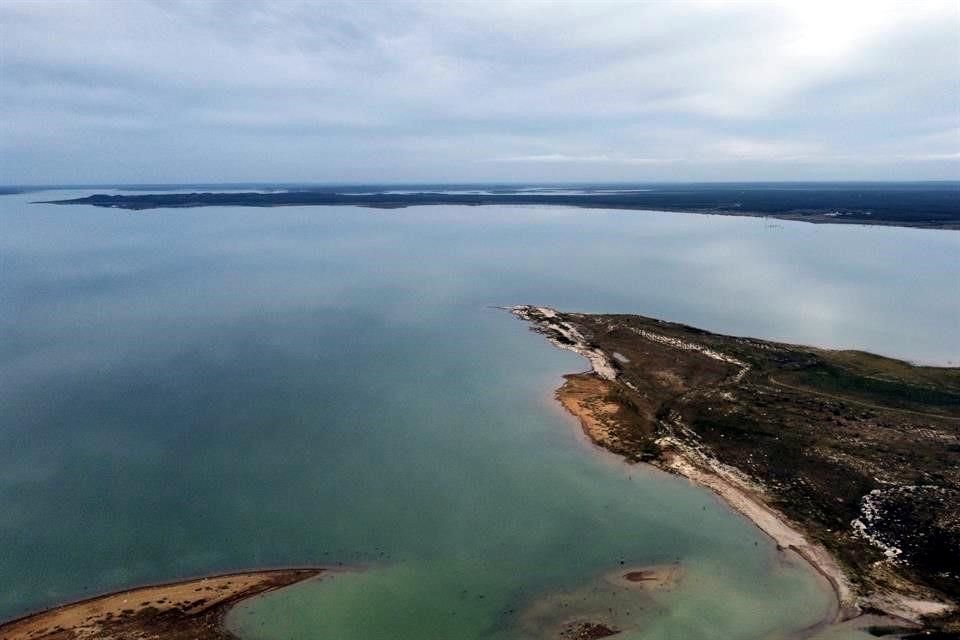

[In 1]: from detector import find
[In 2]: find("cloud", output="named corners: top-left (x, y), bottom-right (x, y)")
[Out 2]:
top-left (909, 152), bottom-right (960, 161)
top-left (0, 0), bottom-right (958, 182)
top-left (493, 154), bottom-right (679, 165)
top-left (704, 138), bottom-right (822, 162)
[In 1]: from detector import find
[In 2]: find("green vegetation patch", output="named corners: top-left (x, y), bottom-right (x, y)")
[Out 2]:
top-left (785, 362), bottom-right (960, 412)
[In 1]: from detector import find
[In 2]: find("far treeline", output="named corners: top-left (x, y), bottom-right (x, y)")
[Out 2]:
top-left (38, 182), bottom-right (960, 228)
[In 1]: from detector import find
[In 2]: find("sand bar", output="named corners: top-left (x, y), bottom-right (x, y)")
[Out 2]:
top-left (0, 567), bottom-right (329, 640)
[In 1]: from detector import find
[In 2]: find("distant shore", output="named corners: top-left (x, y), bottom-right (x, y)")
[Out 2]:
top-left (38, 186), bottom-right (960, 230)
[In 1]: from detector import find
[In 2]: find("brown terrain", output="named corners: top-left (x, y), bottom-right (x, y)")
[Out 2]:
top-left (0, 568), bottom-right (325, 640)
top-left (512, 305), bottom-right (960, 637)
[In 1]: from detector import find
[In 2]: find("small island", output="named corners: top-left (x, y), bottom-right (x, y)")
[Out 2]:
top-left (512, 306), bottom-right (960, 636)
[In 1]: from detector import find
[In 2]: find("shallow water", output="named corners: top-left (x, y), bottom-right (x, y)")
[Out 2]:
top-left (1, 193), bottom-right (957, 638)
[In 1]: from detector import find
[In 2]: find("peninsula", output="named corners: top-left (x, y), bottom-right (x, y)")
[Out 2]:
top-left (512, 306), bottom-right (960, 636)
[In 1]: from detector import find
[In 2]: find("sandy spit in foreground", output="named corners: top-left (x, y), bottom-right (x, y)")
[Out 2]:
top-left (0, 567), bottom-right (332, 640)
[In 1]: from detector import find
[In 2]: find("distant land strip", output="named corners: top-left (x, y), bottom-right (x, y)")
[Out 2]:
top-left (38, 188), bottom-right (960, 229)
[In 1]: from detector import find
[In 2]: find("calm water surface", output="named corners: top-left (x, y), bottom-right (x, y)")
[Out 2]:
top-left (1, 192), bottom-right (958, 638)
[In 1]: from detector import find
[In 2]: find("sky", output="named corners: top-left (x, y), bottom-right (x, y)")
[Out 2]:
top-left (1, 0), bottom-right (958, 184)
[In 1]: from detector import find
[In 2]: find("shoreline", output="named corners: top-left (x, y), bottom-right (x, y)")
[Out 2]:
top-left (658, 446), bottom-right (856, 618)
top-left (510, 305), bottom-right (957, 630)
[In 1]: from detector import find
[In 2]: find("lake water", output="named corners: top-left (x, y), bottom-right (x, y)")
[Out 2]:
top-left (1, 191), bottom-right (957, 638)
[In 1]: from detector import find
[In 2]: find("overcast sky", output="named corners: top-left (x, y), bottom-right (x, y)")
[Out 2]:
top-left (2, 0), bottom-right (958, 184)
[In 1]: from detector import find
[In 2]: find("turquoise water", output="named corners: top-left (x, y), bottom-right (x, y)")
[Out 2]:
top-left (1, 192), bottom-right (958, 638)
